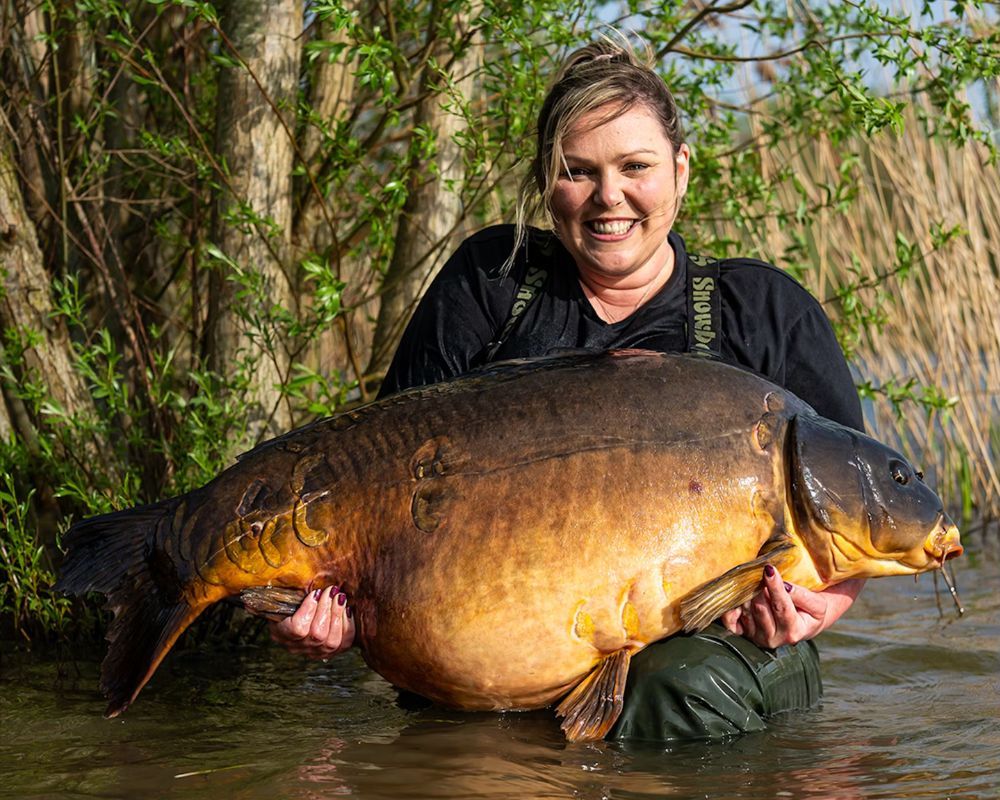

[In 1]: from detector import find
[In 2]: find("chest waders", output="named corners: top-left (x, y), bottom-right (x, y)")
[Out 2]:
top-left (488, 253), bottom-right (824, 742)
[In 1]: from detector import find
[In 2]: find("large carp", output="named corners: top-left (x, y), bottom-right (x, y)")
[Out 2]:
top-left (58, 351), bottom-right (962, 741)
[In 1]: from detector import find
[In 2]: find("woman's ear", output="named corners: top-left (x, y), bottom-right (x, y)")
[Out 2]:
top-left (675, 143), bottom-right (691, 199)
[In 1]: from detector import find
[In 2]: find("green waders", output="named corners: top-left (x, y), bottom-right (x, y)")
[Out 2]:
top-left (607, 624), bottom-right (823, 742)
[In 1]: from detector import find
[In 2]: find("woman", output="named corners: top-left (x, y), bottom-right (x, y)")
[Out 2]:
top-left (272, 39), bottom-right (865, 740)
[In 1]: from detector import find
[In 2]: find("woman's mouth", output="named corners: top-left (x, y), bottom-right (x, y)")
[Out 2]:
top-left (586, 219), bottom-right (637, 236)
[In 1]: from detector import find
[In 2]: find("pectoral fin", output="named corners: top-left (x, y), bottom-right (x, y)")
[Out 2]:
top-left (679, 534), bottom-right (798, 633)
top-left (555, 649), bottom-right (632, 742)
top-left (239, 586), bottom-right (307, 622)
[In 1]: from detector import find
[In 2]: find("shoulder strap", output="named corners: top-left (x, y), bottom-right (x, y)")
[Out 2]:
top-left (478, 233), bottom-right (554, 365)
top-left (686, 253), bottom-right (722, 358)
top-left (480, 264), bottom-right (548, 364)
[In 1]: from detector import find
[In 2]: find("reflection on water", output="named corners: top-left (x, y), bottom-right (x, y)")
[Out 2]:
top-left (3, 527), bottom-right (999, 800)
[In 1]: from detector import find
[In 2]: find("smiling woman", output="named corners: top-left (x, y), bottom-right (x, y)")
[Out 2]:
top-left (270, 36), bottom-right (869, 743)
top-left (535, 44), bottom-right (691, 322)
top-left (552, 107), bottom-right (689, 321)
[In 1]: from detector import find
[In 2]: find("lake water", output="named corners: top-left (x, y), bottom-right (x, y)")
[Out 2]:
top-left (2, 522), bottom-right (998, 800)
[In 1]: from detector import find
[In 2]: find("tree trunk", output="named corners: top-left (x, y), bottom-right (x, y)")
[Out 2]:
top-left (207, 0), bottom-right (302, 442)
top-left (0, 402), bottom-right (11, 442)
top-left (294, 11), bottom-right (358, 261)
top-left (0, 123), bottom-right (102, 547)
top-left (300, 14), bottom-right (358, 176)
top-left (0, 130), bottom-right (97, 430)
top-left (292, 11), bottom-right (366, 398)
top-left (366, 16), bottom-right (482, 377)
top-left (3, 1), bottom-right (56, 248)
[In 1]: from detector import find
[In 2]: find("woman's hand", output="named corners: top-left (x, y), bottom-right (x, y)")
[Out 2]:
top-left (720, 566), bottom-right (865, 649)
top-left (269, 585), bottom-right (356, 659)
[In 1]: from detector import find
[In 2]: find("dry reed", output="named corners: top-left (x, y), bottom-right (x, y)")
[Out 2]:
top-left (710, 100), bottom-right (1000, 520)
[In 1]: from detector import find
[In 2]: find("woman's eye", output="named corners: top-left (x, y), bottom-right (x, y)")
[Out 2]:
top-left (561, 167), bottom-right (588, 179)
top-left (624, 162), bottom-right (648, 172)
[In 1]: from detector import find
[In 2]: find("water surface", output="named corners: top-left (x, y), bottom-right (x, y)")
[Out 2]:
top-left (3, 525), bottom-right (998, 800)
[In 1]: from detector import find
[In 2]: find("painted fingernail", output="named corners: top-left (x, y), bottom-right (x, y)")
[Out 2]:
top-left (313, 588), bottom-right (322, 600)
top-left (346, 606), bottom-right (353, 619)
top-left (337, 592), bottom-right (347, 606)
top-left (764, 564), bottom-right (775, 578)
top-left (784, 582), bottom-right (793, 593)
top-left (331, 585), bottom-right (340, 595)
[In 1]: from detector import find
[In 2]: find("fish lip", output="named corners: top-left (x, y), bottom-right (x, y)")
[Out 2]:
top-left (923, 513), bottom-right (963, 565)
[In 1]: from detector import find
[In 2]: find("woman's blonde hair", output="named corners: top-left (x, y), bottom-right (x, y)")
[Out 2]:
top-left (505, 36), bottom-right (685, 271)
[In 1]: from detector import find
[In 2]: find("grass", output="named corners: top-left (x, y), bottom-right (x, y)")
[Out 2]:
top-left (0, 468), bottom-right (72, 640)
top-left (710, 99), bottom-right (1000, 523)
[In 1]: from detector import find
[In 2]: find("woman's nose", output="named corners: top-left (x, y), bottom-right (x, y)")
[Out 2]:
top-left (592, 172), bottom-right (624, 207)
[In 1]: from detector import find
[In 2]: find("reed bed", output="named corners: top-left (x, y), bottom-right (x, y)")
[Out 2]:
top-left (711, 102), bottom-right (1000, 521)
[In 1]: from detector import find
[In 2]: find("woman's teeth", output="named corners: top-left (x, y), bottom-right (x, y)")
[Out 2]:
top-left (590, 220), bottom-right (634, 235)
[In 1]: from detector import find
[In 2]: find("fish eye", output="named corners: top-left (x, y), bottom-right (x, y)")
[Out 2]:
top-left (890, 461), bottom-right (909, 485)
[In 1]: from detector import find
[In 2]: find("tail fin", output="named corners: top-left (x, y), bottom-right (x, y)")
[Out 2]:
top-left (56, 500), bottom-right (209, 716)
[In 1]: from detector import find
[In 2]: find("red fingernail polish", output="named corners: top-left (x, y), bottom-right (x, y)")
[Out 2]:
top-left (764, 564), bottom-right (775, 578)
top-left (337, 592), bottom-right (347, 606)
top-left (313, 588), bottom-right (322, 600)
top-left (784, 582), bottom-right (793, 593)
top-left (346, 606), bottom-right (353, 619)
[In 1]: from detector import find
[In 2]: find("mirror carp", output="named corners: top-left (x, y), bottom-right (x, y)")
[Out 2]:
top-left (57, 350), bottom-right (962, 741)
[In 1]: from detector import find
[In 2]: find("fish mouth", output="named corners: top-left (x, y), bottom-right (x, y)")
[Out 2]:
top-left (923, 514), bottom-right (963, 565)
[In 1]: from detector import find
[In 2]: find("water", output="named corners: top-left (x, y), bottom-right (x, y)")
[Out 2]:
top-left (3, 527), bottom-right (998, 800)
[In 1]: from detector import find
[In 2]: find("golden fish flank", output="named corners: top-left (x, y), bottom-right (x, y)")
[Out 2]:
top-left (56, 351), bottom-right (962, 742)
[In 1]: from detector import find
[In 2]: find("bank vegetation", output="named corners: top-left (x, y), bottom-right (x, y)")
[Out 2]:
top-left (1, 0), bottom-right (997, 639)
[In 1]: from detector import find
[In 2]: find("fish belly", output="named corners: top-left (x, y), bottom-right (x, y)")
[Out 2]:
top-left (359, 441), bottom-right (778, 710)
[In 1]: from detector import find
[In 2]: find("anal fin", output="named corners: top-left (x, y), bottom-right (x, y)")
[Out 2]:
top-left (679, 535), bottom-right (798, 633)
top-left (555, 649), bottom-right (632, 742)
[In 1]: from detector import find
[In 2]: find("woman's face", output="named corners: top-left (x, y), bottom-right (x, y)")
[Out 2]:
top-left (550, 104), bottom-right (689, 284)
